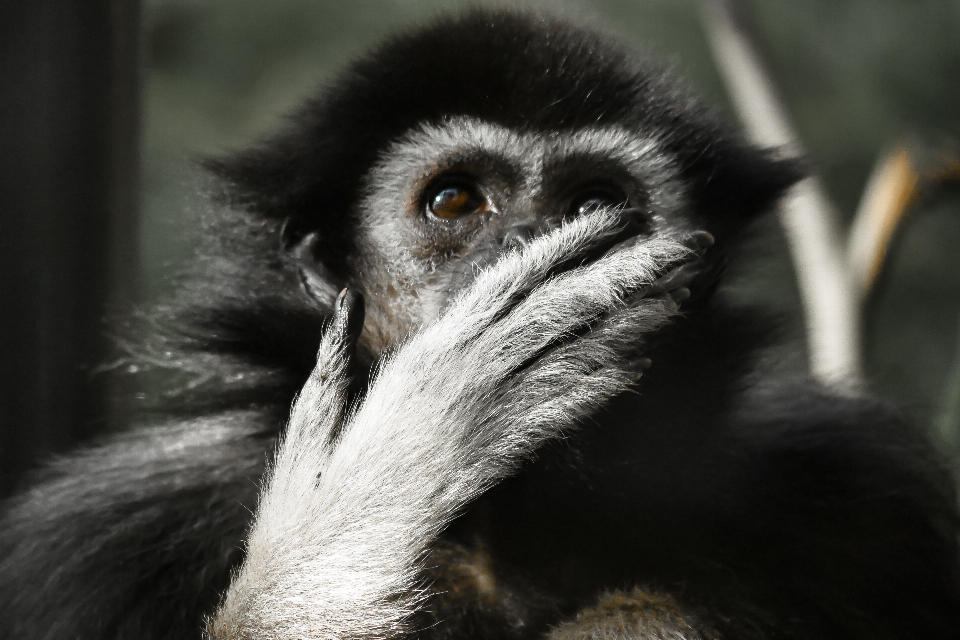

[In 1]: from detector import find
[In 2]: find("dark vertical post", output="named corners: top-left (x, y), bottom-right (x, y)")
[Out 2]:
top-left (0, 0), bottom-right (142, 494)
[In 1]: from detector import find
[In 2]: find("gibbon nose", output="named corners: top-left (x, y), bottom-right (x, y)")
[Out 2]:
top-left (501, 224), bottom-right (537, 251)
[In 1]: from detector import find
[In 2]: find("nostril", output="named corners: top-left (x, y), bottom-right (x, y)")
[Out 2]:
top-left (501, 225), bottom-right (536, 250)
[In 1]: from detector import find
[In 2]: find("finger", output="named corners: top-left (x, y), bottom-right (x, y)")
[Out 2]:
top-left (331, 288), bottom-right (366, 357)
top-left (332, 288), bottom-right (366, 389)
top-left (489, 296), bottom-right (677, 445)
top-left (482, 235), bottom-right (694, 367)
top-left (448, 207), bottom-right (627, 334)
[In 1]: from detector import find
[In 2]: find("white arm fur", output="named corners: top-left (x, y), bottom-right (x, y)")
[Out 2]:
top-left (208, 208), bottom-right (692, 640)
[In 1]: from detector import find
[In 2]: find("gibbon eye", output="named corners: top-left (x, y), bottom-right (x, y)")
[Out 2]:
top-left (428, 183), bottom-right (489, 219)
top-left (570, 187), bottom-right (628, 217)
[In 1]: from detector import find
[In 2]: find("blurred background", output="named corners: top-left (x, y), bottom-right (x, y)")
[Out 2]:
top-left (2, 0), bottom-right (959, 493)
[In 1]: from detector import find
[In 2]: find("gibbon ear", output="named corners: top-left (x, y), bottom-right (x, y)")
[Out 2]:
top-left (202, 115), bottom-right (368, 276)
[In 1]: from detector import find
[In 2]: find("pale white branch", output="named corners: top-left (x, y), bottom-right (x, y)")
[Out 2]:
top-left (700, 0), bottom-right (862, 385)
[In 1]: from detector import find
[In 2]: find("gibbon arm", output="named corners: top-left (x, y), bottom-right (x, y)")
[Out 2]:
top-left (208, 208), bottom-right (701, 640)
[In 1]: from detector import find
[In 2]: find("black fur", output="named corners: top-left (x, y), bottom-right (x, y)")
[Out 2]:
top-left (1, 10), bottom-right (958, 640)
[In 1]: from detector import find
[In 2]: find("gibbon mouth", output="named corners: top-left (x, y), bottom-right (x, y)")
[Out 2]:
top-left (576, 221), bottom-right (713, 308)
top-left (537, 204), bottom-right (712, 287)
top-left (610, 231), bottom-right (712, 315)
top-left (505, 229), bottom-right (712, 380)
top-left (628, 254), bottom-right (708, 307)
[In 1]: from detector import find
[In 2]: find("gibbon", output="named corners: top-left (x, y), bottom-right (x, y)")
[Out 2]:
top-left (2, 10), bottom-right (958, 640)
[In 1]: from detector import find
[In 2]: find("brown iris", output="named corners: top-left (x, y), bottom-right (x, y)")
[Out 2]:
top-left (428, 183), bottom-right (489, 219)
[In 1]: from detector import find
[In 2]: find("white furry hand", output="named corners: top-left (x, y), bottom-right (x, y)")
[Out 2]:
top-left (209, 208), bottom-right (699, 640)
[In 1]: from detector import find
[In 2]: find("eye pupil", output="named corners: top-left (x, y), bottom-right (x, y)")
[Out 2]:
top-left (578, 197), bottom-right (608, 214)
top-left (429, 184), bottom-right (487, 219)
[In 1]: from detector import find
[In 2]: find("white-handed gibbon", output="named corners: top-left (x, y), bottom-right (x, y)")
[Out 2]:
top-left (2, 9), bottom-right (958, 640)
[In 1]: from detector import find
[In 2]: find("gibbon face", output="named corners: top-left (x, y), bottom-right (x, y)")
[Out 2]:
top-left (348, 117), bottom-right (693, 354)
